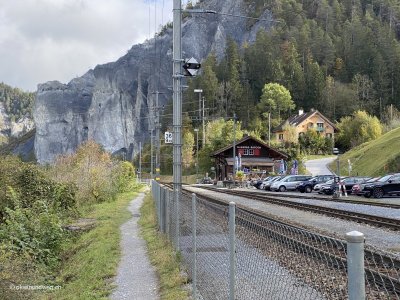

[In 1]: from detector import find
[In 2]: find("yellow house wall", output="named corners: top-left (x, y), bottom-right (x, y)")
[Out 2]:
top-left (275, 113), bottom-right (335, 142)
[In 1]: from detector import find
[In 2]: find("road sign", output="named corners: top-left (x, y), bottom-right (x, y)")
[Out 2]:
top-left (164, 131), bottom-right (173, 144)
top-left (183, 57), bottom-right (201, 76)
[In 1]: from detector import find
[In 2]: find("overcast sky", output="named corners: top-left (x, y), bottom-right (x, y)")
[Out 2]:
top-left (0, 0), bottom-right (193, 91)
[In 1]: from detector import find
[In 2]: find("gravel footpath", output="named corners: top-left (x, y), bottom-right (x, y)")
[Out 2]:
top-left (111, 193), bottom-right (159, 300)
top-left (185, 186), bottom-right (400, 256)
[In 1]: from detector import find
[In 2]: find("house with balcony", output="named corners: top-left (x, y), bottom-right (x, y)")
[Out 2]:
top-left (211, 135), bottom-right (288, 181)
top-left (273, 109), bottom-right (338, 143)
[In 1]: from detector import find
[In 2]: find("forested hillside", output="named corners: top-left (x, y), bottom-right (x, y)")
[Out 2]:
top-left (185, 0), bottom-right (400, 137)
top-left (0, 82), bottom-right (35, 121)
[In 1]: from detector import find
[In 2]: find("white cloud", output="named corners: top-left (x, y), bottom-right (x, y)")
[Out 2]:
top-left (0, 0), bottom-right (177, 91)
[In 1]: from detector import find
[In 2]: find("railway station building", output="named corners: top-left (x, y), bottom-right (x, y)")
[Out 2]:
top-left (211, 135), bottom-right (288, 181)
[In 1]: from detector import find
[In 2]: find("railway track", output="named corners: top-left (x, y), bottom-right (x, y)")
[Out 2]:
top-left (161, 183), bottom-right (400, 298)
top-left (194, 186), bottom-right (400, 231)
top-left (260, 190), bottom-right (400, 209)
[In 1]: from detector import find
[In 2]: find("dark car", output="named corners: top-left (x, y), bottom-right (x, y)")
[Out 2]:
top-left (296, 175), bottom-right (335, 193)
top-left (362, 173), bottom-right (400, 198)
top-left (253, 177), bottom-right (271, 189)
top-left (351, 177), bottom-right (379, 196)
top-left (263, 176), bottom-right (284, 191)
top-left (201, 177), bottom-right (213, 184)
top-left (320, 176), bottom-right (370, 195)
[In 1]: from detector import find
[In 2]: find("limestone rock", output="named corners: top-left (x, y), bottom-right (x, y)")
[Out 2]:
top-left (33, 0), bottom-right (274, 163)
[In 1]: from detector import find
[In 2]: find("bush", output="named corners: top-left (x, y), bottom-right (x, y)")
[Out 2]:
top-left (0, 156), bottom-right (76, 221)
top-left (114, 161), bottom-right (138, 192)
top-left (0, 188), bottom-right (64, 266)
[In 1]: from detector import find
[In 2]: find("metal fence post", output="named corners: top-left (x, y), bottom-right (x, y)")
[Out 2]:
top-left (192, 193), bottom-right (197, 299)
top-left (160, 187), bottom-right (164, 233)
top-left (175, 189), bottom-right (180, 251)
top-left (229, 202), bottom-right (236, 300)
top-left (346, 231), bottom-right (365, 300)
top-left (166, 189), bottom-right (170, 237)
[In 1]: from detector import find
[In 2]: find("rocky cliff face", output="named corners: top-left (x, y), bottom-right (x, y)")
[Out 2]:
top-left (33, 0), bottom-right (273, 163)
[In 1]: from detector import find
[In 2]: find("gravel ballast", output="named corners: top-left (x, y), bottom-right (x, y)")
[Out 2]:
top-left (185, 186), bottom-right (400, 256)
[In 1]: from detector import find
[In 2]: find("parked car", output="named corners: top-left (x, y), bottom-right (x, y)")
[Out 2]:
top-left (270, 175), bottom-right (312, 192)
top-left (296, 175), bottom-right (335, 193)
top-left (317, 178), bottom-right (339, 194)
top-left (320, 176), bottom-right (370, 195)
top-left (362, 173), bottom-right (400, 198)
top-left (253, 177), bottom-right (271, 189)
top-left (351, 177), bottom-right (379, 196)
top-left (201, 177), bottom-right (213, 184)
top-left (263, 176), bottom-right (284, 191)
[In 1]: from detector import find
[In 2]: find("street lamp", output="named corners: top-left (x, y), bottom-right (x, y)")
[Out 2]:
top-left (194, 128), bottom-right (199, 182)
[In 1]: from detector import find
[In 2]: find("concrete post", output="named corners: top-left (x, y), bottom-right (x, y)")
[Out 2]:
top-left (346, 231), bottom-right (365, 300)
top-left (229, 202), bottom-right (236, 300)
top-left (191, 193), bottom-right (197, 299)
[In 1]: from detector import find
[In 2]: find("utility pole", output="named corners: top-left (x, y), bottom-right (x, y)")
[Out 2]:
top-left (202, 96), bottom-right (206, 145)
top-left (268, 112), bottom-right (271, 146)
top-left (154, 91), bottom-right (161, 181)
top-left (139, 141), bottom-right (142, 183)
top-left (150, 129), bottom-right (154, 180)
top-left (194, 89), bottom-right (202, 123)
top-left (194, 128), bottom-right (199, 181)
top-left (173, 0), bottom-right (182, 248)
top-left (232, 113), bottom-right (236, 183)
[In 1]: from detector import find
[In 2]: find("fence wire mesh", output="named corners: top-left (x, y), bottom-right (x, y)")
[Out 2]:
top-left (152, 182), bottom-right (400, 300)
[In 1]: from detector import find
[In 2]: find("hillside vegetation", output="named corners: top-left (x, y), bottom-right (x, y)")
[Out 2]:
top-left (332, 126), bottom-right (400, 176)
top-left (0, 82), bottom-right (35, 121)
top-left (0, 141), bottom-right (140, 299)
top-left (185, 0), bottom-right (400, 134)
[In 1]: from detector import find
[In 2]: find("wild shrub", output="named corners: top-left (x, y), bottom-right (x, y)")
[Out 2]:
top-left (0, 156), bottom-right (76, 221)
top-left (114, 161), bottom-right (138, 192)
top-left (49, 140), bottom-right (138, 207)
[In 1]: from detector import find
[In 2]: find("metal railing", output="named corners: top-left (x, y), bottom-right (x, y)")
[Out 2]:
top-left (151, 181), bottom-right (399, 300)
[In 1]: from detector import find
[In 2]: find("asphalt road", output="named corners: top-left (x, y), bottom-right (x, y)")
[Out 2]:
top-left (304, 157), bottom-right (337, 176)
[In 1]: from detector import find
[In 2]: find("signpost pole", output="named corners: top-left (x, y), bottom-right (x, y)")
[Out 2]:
top-left (173, 0), bottom-right (182, 250)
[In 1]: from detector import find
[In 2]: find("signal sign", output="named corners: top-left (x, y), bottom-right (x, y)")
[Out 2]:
top-left (165, 132), bottom-right (173, 144)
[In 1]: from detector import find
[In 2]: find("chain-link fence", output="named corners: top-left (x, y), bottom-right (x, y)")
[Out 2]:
top-left (151, 182), bottom-right (400, 300)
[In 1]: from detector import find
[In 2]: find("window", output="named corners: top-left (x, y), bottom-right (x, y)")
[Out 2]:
top-left (326, 133), bottom-right (332, 138)
top-left (243, 149), bottom-right (255, 156)
top-left (317, 123), bottom-right (324, 129)
top-left (278, 133), bottom-right (284, 140)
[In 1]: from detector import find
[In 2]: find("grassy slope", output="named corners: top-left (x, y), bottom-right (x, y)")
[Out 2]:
top-left (42, 191), bottom-right (137, 300)
top-left (330, 127), bottom-right (400, 176)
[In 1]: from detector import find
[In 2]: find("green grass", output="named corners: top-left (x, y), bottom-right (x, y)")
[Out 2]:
top-left (329, 126), bottom-right (400, 176)
top-left (41, 191), bottom-right (138, 300)
top-left (139, 193), bottom-right (189, 300)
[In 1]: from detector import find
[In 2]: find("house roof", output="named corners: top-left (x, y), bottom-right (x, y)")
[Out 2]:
top-left (211, 135), bottom-right (288, 159)
top-left (273, 110), bottom-right (338, 132)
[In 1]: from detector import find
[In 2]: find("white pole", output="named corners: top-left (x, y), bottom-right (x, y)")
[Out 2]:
top-left (229, 202), bottom-right (236, 300)
top-left (346, 231), bottom-right (365, 300)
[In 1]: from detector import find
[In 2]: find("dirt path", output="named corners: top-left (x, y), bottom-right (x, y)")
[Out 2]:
top-left (111, 193), bottom-right (159, 300)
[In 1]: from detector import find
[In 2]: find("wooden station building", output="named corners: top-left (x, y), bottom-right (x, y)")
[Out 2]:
top-left (211, 136), bottom-right (288, 181)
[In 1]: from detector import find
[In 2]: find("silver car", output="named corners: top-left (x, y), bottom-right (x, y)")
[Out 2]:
top-left (270, 175), bottom-right (312, 192)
